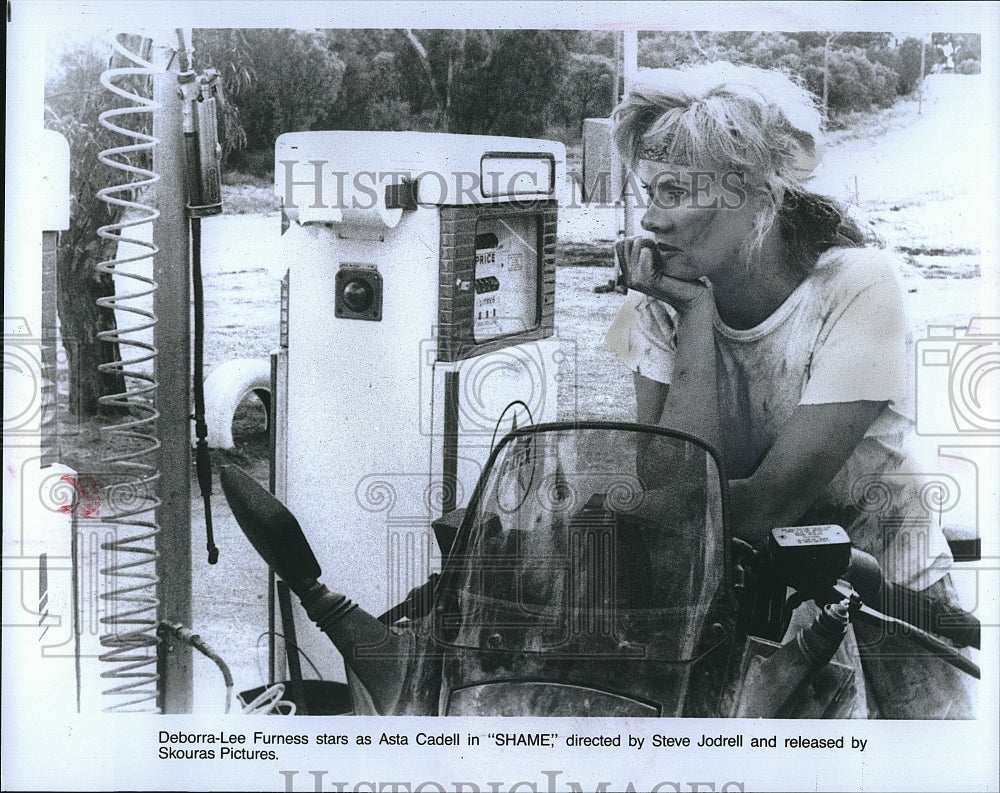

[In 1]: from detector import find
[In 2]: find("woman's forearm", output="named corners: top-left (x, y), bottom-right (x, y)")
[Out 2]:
top-left (727, 400), bottom-right (889, 547)
top-left (727, 478), bottom-right (787, 546)
top-left (656, 302), bottom-right (723, 452)
top-left (636, 301), bottom-right (723, 491)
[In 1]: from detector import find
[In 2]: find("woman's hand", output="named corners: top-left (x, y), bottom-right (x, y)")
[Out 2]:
top-left (616, 238), bottom-right (723, 456)
top-left (616, 236), bottom-right (713, 314)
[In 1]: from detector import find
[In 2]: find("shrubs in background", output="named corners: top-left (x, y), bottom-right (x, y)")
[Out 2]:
top-left (184, 29), bottom-right (981, 180)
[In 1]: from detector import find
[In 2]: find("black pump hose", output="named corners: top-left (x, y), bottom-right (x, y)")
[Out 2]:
top-left (191, 217), bottom-right (219, 564)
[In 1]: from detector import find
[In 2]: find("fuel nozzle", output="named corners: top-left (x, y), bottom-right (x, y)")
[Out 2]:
top-left (176, 61), bottom-right (223, 217)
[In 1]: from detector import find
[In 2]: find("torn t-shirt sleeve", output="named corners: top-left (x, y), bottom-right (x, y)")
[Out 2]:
top-left (603, 290), bottom-right (678, 385)
top-left (800, 254), bottom-right (912, 411)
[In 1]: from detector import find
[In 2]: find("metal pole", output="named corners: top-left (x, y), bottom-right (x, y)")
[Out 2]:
top-left (919, 38), bottom-right (926, 115)
top-left (613, 32), bottom-right (623, 112)
top-left (622, 30), bottom-right (638, 99)
top-left (823, 35), bottom-right (831, 119)
top-left (152, 71), bottom-right (193, 713)
top-left (621, 30), bottom-right (639, 237)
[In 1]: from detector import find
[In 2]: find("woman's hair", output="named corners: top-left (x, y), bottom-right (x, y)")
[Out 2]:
top-left (779, 190), bottom-right (866, 272)
top-left (613, 62), bottom-right (860, 269)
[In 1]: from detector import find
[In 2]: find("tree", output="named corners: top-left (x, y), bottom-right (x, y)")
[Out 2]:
top-left (322, 30), bottom-right (428, 131)
top-left (389, 29), bottom-right (572, 137)
top-left (821, 32), bottom-right (841, 117)
top-left (190, 29), bottom-right (253, 161)
top-left (401, 29), bottom-right (493, 133)
top-left (194, 29), bottom-right (345, 153)
top-left (800, 45), bottom-right (897, 116)
top-left (931, 32), bottom-right (981, 72)
top-left (555, 53), bottom-right (614, 136)
top-left (447, 30), bottom-right (571, 136)
top-left (895, 37), bottom-right (927, 95)
top-left (44, 44), bottom-right (137, 416)
top-left (738, 31), bottom-right (800, 67)
top-left (835, 32), bottom-right (893, 50)
top-left (639, 31), bottom-right (709, 68)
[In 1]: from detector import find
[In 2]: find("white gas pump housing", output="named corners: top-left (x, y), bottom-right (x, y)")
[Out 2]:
top-left (273, 131), bottom-right (566, 680)
top-left (3, 130), bottom-right (79, 714)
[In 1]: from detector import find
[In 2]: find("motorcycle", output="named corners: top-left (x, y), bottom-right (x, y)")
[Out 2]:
top-left (221, 421), bottom-right (979, 718)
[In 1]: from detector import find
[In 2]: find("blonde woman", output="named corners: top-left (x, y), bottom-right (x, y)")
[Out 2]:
top-left (605, 62), bottom-right (972, 718)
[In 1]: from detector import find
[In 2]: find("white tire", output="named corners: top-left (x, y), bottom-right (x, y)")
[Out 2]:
top-left (202, 358), bottom-right (271, 450)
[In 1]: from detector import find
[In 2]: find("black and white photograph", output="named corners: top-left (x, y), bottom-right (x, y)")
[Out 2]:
top-left (4, 1), bottom-right (999, 791)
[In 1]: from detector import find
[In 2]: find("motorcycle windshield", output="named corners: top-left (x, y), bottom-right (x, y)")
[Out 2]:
top-left (437, 424), bottom-right (730, 663)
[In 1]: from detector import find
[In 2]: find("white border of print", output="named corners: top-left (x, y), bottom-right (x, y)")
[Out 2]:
top-left (5, 2), bottom-right (999, 792)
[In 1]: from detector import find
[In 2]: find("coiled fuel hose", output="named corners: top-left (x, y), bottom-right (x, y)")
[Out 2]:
top-left (94, 32), bottom-right (162, 711)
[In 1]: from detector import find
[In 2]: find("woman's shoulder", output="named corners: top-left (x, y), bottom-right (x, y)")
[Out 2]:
top-left (809, 245), bottom-right (905, 298)
top-left (815, 243), bottom-right (901, 274)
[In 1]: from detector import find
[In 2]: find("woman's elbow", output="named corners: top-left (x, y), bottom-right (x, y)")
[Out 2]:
top-left (728, 475), bottom-right (820, 545)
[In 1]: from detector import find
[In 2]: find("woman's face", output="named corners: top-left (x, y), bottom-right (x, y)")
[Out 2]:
top-left (636, 159), bottom-right (761, 283)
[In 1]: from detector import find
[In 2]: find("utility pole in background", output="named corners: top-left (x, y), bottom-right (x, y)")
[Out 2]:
top-left (613, 32), bottom-right (622, 112)
top-left (919, 35), bottom-right (927, 115)
top-left (822, 32), bottom-right (841, 120)
top-left (621, 30), bottom-right (638, 238)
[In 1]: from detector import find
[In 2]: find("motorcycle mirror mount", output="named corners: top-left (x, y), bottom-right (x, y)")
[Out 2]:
top-left (219, 464), bottom-right (321, 595)
top-left (220, 464), bottom-right (416, 712)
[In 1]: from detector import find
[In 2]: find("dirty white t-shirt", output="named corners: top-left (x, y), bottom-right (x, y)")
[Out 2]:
top-left (604, 246), bottom-right (953, 590)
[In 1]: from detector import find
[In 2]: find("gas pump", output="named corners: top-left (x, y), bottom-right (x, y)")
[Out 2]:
top-left (2, 130), bottom-right (76, 716)
top-left (273, 132), bottom-right (566, 680)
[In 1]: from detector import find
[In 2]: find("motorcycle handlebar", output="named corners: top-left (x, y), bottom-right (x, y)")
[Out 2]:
top-left (824, 582), bottom-right (980, 679)
top-left (843, 548), bottom-right (980, 650)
